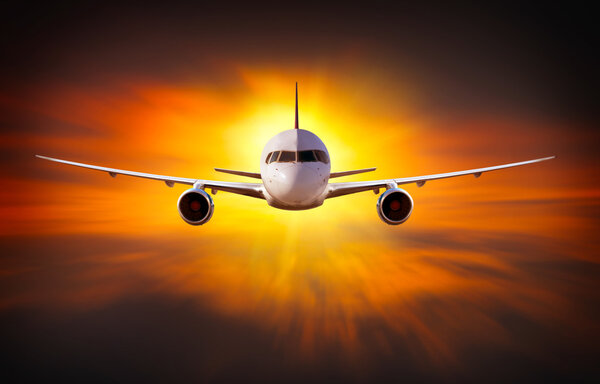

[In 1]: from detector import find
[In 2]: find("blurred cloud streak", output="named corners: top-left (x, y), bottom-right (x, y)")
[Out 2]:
top-left (0, 3), bottom-right (598, 381)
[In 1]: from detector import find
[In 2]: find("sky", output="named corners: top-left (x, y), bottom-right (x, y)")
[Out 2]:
top-left (1, 3), bottom-right (599, 383)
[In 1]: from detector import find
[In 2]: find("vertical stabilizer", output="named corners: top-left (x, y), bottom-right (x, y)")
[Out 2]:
top-left (295, 82), bottom-right (299, 129)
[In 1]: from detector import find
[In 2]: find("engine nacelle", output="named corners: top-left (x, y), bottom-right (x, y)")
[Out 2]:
top-left (177, 188), bottom-right (214, 225)
top-left (377, 188), bottom-right (414, 225)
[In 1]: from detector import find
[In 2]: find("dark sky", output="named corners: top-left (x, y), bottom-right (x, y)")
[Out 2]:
top-left (1, 2), bottom-right (597, 120)
top-left (1, 2), bottom-right (599, 383)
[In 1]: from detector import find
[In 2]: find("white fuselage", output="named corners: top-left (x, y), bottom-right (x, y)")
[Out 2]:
top-left (260, 129), bottom-right (331, 210)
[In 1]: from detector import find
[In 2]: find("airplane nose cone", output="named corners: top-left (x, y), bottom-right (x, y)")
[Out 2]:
top-left (273, 164), bottom-right (321, 204)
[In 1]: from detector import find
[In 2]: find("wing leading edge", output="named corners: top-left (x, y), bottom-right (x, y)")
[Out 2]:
top-left (326, 156), bottom-right (555, 199)
top-left (36, 155), bottom-right (265, 199)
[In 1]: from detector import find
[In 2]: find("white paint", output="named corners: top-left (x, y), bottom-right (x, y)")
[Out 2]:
top-left (35, 85), bottom-right (556, 224)
top-left (259, 129), bottom-right (330, 209)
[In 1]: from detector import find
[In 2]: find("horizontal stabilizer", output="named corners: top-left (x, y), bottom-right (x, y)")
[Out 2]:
top-left (214, 168), bottom-right (262, 179)
top-left (330, 167), bottom-right (376, 178)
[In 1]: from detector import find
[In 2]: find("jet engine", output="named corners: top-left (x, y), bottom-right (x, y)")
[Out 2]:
top-left (377, 188), bottom-right (413, 225)
top-left (177, 188), bottom-right (214, 225)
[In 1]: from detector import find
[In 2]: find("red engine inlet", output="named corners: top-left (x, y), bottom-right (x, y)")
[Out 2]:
top-left (177, 189), bottom-right (214, 225)
top-left (377, 188), bottom-right (414, 225)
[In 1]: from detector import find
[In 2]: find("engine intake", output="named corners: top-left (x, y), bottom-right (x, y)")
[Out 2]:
top-left (177, 189), bottom-right (214, 225)
top-left (377, 188), bottom-right (413, 225)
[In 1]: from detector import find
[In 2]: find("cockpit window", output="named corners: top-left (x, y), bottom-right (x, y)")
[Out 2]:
top-left (278, 151), bottom-right (296, 162)
top-left (266, 149), bottom-right (329, 164)
top-left (315, 150), bottom-right (330, 164)
top-left (298, 150), bottom-right (317, 162)
top-left (267, 151), bottom-right (280, 164)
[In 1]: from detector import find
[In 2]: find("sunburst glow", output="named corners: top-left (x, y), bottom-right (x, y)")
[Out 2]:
top-left (1, 65), bottom-right (598, 377)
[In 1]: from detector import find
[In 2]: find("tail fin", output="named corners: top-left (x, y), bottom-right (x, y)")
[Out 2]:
top-left (294, 82), bottom-right (299, 129)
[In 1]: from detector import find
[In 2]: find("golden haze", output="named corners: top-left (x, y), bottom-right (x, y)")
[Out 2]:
top-left (1, 68), bottom-right (597, 368)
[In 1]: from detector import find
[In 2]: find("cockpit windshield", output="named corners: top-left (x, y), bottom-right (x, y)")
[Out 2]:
top-left (298, 150), bottom-right (317, 162)
top-left (266, 150), bottom-right (329, 164)
top-left (278, 151), bottom-right (296, 162)
top-left (268, 151), bottom-right (280, 163)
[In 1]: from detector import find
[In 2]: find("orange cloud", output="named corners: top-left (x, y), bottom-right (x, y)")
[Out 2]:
top-left (1, 67), bottom-right (598, 373)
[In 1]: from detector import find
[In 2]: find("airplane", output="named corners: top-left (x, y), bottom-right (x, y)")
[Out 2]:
top-left (36, 83), bottom-right (555, 226)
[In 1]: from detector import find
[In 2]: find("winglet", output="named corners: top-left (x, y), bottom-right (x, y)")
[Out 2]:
top-left (294, 82), bottom-right (299, 129)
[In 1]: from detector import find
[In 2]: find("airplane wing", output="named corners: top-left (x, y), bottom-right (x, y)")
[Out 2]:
top-left (36, 155), bottom-right (265, 199)
top-left (326, 156), bottom-right (555, 199)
